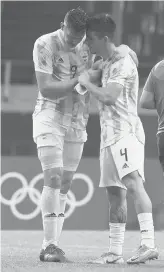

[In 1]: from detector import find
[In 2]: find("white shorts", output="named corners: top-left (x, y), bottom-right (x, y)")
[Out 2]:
top-left (32, 107), bottom-right (87, 143)
top-left (99, 134), bottom-right (145, 189)
top-left (33, 108), bottom-right (87, 172)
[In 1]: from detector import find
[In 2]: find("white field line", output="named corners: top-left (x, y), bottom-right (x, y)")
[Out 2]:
top-left (2, 244), bottom-right (164, 253)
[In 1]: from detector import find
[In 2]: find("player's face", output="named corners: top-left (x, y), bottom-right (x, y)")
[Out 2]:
top-left (86, 30), bottom-right (106, 55)
top-left (62, 23), bottom-right (85, 48)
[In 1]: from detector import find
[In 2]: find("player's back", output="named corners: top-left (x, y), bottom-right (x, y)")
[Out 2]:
top-left (152, 60), bottom-right (164, 134)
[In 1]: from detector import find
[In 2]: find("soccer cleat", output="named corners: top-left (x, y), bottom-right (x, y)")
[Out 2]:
top-left (39, 244), bottom-right (66, 262)
top-left (89, 252), bottom-right (124, 264)
top-left (127, 244), bottom-right (159, 264)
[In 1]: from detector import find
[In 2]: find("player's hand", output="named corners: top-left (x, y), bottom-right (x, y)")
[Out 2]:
top-left (88, 69), bottom-right (102, 86)
top-left (75, 71), bottom-right (90, 95)
top-left (114, 45), bottom-right (139, 67)
top-left (78, 69), bottom-right (102, 88)
top-left (78, 71), bottom-right (90, 86)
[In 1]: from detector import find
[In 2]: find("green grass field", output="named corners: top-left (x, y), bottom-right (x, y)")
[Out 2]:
top-left (1, 231), bottom-right (164, 272)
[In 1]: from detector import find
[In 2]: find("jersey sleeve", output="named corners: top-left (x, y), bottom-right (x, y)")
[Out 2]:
top-left (107, 57), bottom-right (131, 87)
top-left (143, 68), bottom-right (155, 93)
top-left (33, 38), bottom-right (53, 74)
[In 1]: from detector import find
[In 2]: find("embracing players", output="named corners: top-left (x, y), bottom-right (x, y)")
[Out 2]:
top-left (33, 7), bottom-right (140, 263)
top-left (78, 13), bottom-right (159, 264)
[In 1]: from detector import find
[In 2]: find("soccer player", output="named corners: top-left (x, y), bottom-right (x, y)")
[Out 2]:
top-left (78, 13), bottom-right (159, 264)
top-left (33, 7), bottom-right (139, 262)
top-left (140, 60), bottom-right (164, 175)
top-left (33, 7), bottom-right (91, 262)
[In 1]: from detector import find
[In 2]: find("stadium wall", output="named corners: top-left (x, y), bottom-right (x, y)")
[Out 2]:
top-left (1, 156), bottom-right (164, 230)
top-left (1, 1), bottom-right (164, 231)
top-left (1, 113), bottom-right (164, 231)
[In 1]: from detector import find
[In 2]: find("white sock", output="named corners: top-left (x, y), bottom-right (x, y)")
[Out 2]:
top-left (57, 193), bottom-right (67, 243)
top-left (138, 213), bottom-right (155, 248)
top-left (41, 186), bottom-right (60, 249)
top-left (109, 223), bottom-right (126, 255)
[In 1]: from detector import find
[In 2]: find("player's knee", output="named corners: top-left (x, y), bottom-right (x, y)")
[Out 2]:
top-left (123, 171), bottom-right (143, 195)
top-left (106, 186), bottom-right (126, 206)
top-left (44, 167), bottom-right (63, 189)
top-left (60, 171), bottom-right (75, 194)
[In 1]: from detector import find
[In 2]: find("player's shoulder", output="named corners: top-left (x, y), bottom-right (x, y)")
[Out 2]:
top-left (121, 55), bottom-right (137, 74)
top-left (153, 60), bottom-right (164, 80)
top-left (33, 30), bottom-right (61, 51)
top-left (119, 54), bottom-right (135, 66)
top-left (111, 54), bottom-right (133, 71)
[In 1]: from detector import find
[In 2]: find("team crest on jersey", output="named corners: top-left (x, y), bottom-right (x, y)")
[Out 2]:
top-left (70, 65), bottom-right (78, 78)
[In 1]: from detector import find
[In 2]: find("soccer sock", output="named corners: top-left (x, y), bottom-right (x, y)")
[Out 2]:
top-left (138, 213), bottom-right (155, 248)
top-left (41, 186), bottom-right (60, 249)
top-left (109, 223), bottom-right (126, 256)
top-left (57, 193), bottom-right (67, 243)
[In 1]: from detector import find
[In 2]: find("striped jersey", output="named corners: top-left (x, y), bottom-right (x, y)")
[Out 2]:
top-left (33, 29), bottom-right (92, 130)
top-left (99, 54), bottom-right (145, 149)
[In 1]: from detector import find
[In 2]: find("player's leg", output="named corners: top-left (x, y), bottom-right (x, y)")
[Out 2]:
top-left (57, 170), bottom-right (74, 244)
top-left (57, 133), bottom-right (85, 245)
top-left (123, 171), bottom-right (158, 264)
top-left (36, 134), bottom-right (66, 262)
top-left (91, 146), bottom-right (127, 264)
top-left (107, 186), bottom-right (127, 257)
top-left (113, 135), bottom-right (158, 263)
top-left (157, 132), bottom-right (164, 176)
top-left (33, 107), bottom-right (68, 261)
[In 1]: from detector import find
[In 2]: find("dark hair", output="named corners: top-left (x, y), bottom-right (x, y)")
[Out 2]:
top-left (86, 13), bottom-right (116, 39)
top-left (65, 7), bottom-right (88, 32)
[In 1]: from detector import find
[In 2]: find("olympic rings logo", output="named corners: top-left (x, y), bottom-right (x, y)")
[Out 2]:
top-left (0, 172), bottom-right (94, 220)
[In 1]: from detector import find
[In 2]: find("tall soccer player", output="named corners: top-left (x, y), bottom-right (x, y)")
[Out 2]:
top-left (140, 60), bottom-right (164, 175)
top-left (33, 7), bottom-right (92, 262)
top-left (33, 7), bottom-right (139, 262)
top-left (78, 13), bottom-right (159, 264)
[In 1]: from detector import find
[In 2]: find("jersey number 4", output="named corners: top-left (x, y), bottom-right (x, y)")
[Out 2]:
top-left (120, 148), bottom-right (128, 161)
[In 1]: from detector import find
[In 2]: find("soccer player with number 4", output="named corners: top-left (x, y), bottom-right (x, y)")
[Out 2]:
top-left (78, 13), bottom-right (159, 264)
top-left (32, 7), bottom-right (141, 262)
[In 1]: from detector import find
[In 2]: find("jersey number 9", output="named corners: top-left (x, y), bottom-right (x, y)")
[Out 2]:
top-left (70, 65), bottom-right (77, 78)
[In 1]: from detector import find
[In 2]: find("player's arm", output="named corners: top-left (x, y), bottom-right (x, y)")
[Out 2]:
top-left (36, 72), bottom-right (78, 100)
top-left (33, 39), bottom-right (78, 100)
top-left (140, 69), bottom-right (156, 109)
top-left (78, 74), bottom-right (122, 105)
top-left (78, 58), bottom-right (128, 105)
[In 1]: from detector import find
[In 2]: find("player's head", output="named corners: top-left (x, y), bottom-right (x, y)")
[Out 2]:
top-left (61, 7), bottom-right (88, 47)
top-left (86, 13), bottom-right (116, 56)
